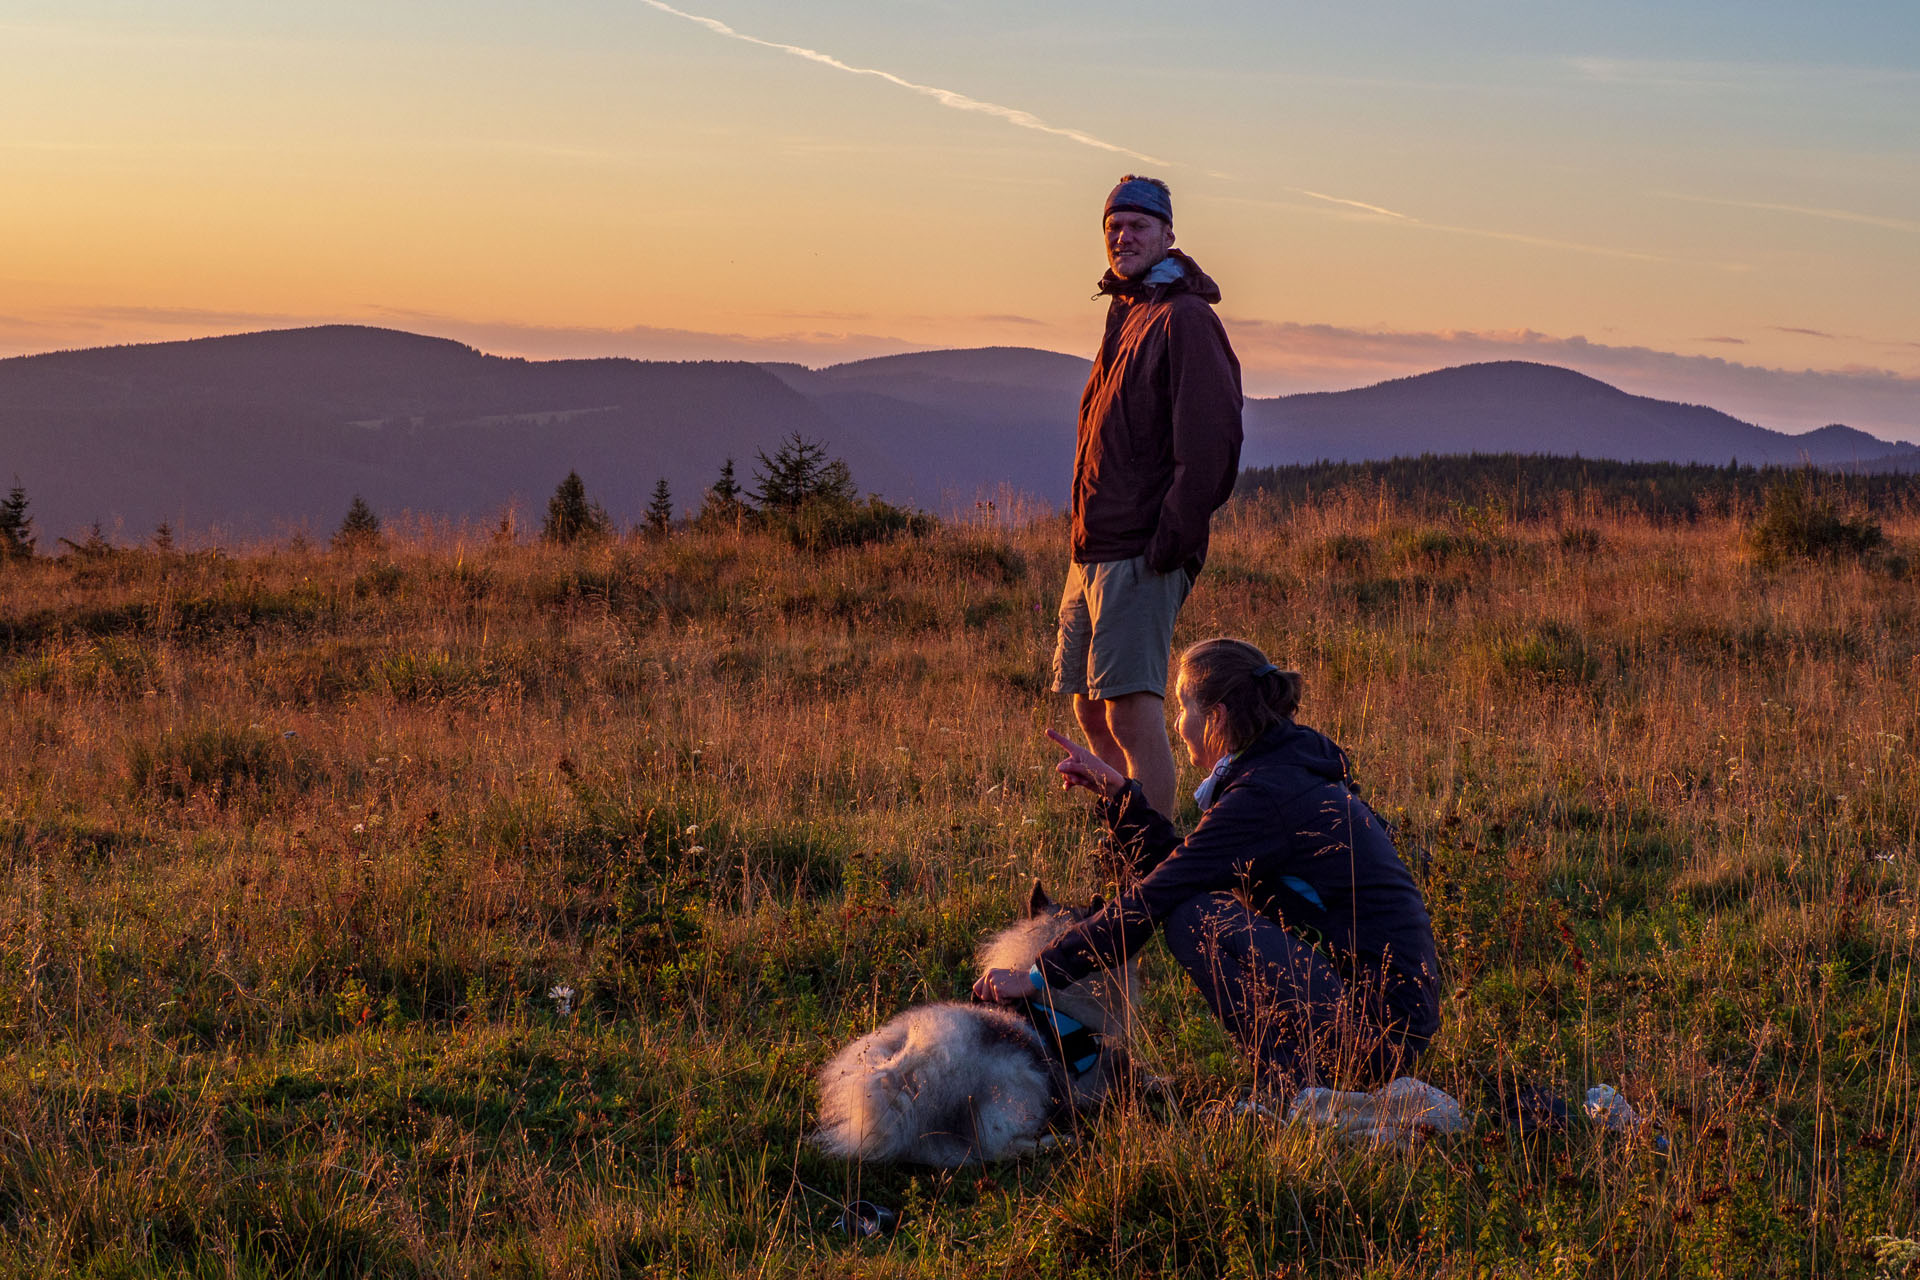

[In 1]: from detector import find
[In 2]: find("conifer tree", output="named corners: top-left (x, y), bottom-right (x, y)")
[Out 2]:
top-left (710, 457), bottom-right (742, 507)
top-left (646, 478), bottom-right (674, 535)
top-left (0, 479), bottom-right (34, 562)
top-left (332, 495), bottom-right (383, 550)
top-left (542, 471), bottom-right (610, 544)
top-left (750, 434), bottom-right (855, 511)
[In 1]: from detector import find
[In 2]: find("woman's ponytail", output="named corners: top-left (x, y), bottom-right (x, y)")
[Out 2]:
top-left (1179, 638), bottom-right (1302, 752)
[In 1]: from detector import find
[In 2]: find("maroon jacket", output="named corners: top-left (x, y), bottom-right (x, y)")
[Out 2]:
top-left (1073, 250), bottom-right (1243, 577)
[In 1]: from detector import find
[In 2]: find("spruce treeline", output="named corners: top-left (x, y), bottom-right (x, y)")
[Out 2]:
top-left (1236, 454), bottom-right (1920, 523)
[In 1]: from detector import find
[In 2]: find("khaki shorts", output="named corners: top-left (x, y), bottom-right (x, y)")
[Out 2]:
top-left (1051, 555), bottom-right (1193, 700)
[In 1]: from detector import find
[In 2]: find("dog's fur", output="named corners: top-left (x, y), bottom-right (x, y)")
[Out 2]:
top-left (813, 881), bottom-right (1137, 1166)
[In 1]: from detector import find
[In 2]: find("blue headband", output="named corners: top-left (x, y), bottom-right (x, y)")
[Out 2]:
top-left (1253, 663), bottom-right (1279, 677)
top-left (1104, 177), bottom-right (1172, 225)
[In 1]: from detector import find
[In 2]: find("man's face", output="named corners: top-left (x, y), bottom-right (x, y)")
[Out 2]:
top-left (1104, 210), bottom-right (1174, 280)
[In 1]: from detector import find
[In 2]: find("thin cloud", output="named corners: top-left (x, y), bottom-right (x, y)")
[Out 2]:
top-left (1419, 218), bottom-right (1727, 267)
top-left (1569, 57), bottom-right (1920, 90)
top-left (371, 307), bottom-right (928, 365)
top-left (1662, 191), bottom-right (1920, 236)
top-left (1221, 192), bottom-right (1745, 270)
top-left (1, 140), bottom-right (118, 153)
top-left (636, 0), bottom-right (1161, 164)
top-left (65, 304), bottom-right (321, 327)
top-left (1291, 189), bottom-right (1413, 220)
top-left (1773, 326), bottom-right (1835, 339)
top-left (1568, 57), bottom-right (1749, 90)
top-left (1699, 336), bottom-right (1747, 345)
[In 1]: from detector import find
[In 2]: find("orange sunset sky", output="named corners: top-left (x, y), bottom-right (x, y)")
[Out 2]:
top-left (5, 1), bottom-right (1917, 438)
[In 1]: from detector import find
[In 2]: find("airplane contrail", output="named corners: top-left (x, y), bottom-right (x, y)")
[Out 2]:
top-left (637, 0), bottom-right (1162, 165)
top-left (1291, 188), bottom-right (1414, 220)
top-left (1659, 191), bottom-right (1920, 236)
top-left (1223, 191), bottom-right (1749, 270)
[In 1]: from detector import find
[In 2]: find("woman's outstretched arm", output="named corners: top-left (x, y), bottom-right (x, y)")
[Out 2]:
top-left (1048, 726), bottom-right (1182, 880)
top-left (1047, 728), bottom-right (1125, 798)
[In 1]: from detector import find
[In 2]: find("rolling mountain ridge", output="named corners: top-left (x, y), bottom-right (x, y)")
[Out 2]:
top-left (3, 326), bottom-right (1912, 540)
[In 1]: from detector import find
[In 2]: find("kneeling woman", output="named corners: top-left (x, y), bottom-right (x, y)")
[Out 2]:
top-left (975, 638), bottom-right (1440, 1093)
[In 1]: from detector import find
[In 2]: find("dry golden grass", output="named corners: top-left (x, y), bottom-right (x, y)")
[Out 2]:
top-left (1, 494), bottom-right (1916, 1277)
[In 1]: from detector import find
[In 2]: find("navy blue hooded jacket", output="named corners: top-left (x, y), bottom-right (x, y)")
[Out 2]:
top-left (1034, 720), bottom-right (1440, 1041)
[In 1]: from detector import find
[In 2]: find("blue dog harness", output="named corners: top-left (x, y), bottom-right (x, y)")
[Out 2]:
top-left (1010, 993), bottom-right (1102, 1078)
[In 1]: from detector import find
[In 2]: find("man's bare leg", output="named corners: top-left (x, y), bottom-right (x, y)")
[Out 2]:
top-left (1105, 693), bottom-right (1178, 817)
top-left (1073, 694), bottom-right (1125, 771)
top-left (1075, 692), bottom-right (1177, 817)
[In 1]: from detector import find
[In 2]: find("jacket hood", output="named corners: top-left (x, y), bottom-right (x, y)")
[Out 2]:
top-left (1097, 249), bottom-right (1222, 304)
top-left (1235, 719), bottom-right (1353, 786)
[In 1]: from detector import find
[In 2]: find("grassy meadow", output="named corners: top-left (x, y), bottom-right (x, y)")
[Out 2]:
top-left (2, 486), bottom-right (1918, 1277)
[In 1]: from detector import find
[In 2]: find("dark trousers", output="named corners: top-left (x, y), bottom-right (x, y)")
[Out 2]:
top-left (1163, 892), bottom-right (1422, 1094)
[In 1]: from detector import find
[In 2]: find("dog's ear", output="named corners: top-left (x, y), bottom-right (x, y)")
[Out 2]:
top-left (1026, 879), bottom-right (1052, 917)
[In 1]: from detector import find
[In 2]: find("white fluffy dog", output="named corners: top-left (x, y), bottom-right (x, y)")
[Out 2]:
top-left (813, 882), bottom-right (1137, 1166)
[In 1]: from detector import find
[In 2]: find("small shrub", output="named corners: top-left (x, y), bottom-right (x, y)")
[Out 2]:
top-left (375, 649), bottom-right (486, 702)
top-left (1496, 620), bottom-right (1601, 687)
top-left (534, 562), bottom-right (650, 613)
top-left (1393, 526), bottom-right (1501, 568)
top-left (1559, 524), bottom-right (1603, 556)
top-left (1314, 532), bottom-right (1374, 569)
top-left (775, 496), bottom-right (934, 551)
top-left (126, 723), bottom-right (308, 804)
top-left (1748, 473), bottom-right (1883, 565)
top-left (353, 562), bottom-right (406, 598)
top-left (936, 534), bottom-right (1027, 585)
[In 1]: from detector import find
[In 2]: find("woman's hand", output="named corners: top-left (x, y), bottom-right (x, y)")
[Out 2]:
top-left (972, 967), bottom-right (1039, 1003)
top-left (1047, 728), bottom-right (1126, 800)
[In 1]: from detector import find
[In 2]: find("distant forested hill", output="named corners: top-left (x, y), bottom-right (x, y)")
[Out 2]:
top-left (3, 326), bottom-right (1913, 542)
top-left (1243, 362), bottom-right (1917, 471)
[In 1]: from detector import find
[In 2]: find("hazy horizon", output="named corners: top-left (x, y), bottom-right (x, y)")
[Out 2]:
top-left (11, 315), bottom-right (1919, 444)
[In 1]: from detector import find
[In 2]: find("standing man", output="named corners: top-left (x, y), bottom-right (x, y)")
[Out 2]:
top-left (1053, 175), bottom-right (1243, 819)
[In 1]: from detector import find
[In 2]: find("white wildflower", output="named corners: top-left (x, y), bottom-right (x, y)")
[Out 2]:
top-left (548, 984), bottom-right (575, 1015)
